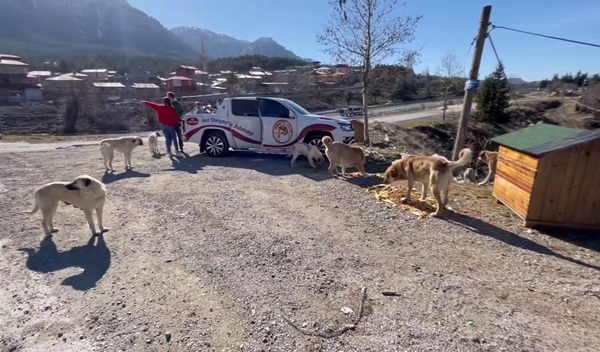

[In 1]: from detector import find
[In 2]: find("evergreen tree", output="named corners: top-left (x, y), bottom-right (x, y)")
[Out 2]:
top-left (475, 62), bottom-right (511, 123)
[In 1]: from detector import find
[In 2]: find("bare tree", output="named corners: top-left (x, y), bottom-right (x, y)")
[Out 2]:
top-left (435, 52), bottom-right (463, 120)
top-left (317, 0), bottom-right (422, 145)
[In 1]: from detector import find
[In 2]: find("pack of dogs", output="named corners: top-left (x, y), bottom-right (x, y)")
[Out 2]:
top-left (26, 132), bottom-right (500, 236)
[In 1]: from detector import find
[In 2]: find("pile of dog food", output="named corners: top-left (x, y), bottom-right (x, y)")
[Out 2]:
top-left (367, 184), bottom-right (440, 218)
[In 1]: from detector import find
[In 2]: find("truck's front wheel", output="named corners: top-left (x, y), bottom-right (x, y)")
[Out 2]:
top-left (305, 134), bottom-right (326, 153)
top-left (202, 131), bottom-right (229, 157)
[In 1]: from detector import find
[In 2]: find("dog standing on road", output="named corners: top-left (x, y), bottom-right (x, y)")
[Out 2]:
top-left (382, 148), bottom-right (473, 217)
top-left (100, 136), bottom-right (143, 171)
top-left (27, 175), bottom-right (108, 236)
top-left (148, 131), bottom-right (161, 155)
top-left (289, 142), bottom-right (324, 168)
top-left (322, 136), bottom-right (366, 177)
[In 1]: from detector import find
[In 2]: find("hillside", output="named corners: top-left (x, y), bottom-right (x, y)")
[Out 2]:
top-left (0, 0), bottom-right (197, 60)
top-left (171, 27), bottom-right (300, 59)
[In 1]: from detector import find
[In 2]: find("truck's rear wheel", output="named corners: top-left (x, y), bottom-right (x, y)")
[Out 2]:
top-left (202, 131), bottom-right (229, 157)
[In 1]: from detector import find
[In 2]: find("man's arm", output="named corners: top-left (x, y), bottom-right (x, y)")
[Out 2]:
top-left (173, 100), bottom-right (185, 118)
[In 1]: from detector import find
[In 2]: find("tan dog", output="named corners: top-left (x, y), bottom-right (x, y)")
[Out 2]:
top-left (322, 136), bottom-right (366, 176)
top-left (289, 142), bottom-right (324, 168)
top-left (477, 150), bottom-right (498, 185)
top-left (382, 148), bottom-right (473, 217)
top-left (100, 136), bottom-right (143, 171)
top-left (27, 175), bottom-right (108, 236)
top-left (148, 131), bottom-right (161, 155)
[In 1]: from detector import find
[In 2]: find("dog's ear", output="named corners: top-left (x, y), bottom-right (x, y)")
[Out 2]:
top-left (132, 138), bottom-right (137, 143)
top-left (83, 177), bottom-right (91, 187)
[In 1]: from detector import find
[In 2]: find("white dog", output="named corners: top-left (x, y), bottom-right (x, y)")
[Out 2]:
top-left (27, 175), bottom-right (108, 236)
top-left (289, 142), bottom-right (324, 168)
top-left (99, 136), bottom-right (143, 171)
top-left (148, 131), bottom-right (161, 155)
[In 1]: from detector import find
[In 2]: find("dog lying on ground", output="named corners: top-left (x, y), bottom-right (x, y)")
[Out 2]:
top-left (289, 142), bottom-right (324, 168)
top-left (382, 148), bottom-right (473, 217)
top-left (148, 131), bottom-right (161, 155)
top-left (27, 175), bottom-right (108, 236)
top-left (322, 136), bottom-right (366, 177)
top-left (99, 136), bottom-right (143, 171)
top-left (477, 150), bottom-right (498, 185)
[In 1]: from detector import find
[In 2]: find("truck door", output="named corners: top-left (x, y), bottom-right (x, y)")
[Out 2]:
top-left (258, 98), bottom-right (299, 148)
top-left (228, 99), bottom-right (262, 148)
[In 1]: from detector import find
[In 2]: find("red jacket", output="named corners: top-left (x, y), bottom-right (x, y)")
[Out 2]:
top-left (143, 101), bottom-right (181, 127)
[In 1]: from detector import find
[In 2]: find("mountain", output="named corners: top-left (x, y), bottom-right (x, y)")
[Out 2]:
top-left (0, 0), bottom-right (197, 60)
top-left (507, 77), bottom-right (529, 85)
top-left (171, 27), bottom-right (301, 60)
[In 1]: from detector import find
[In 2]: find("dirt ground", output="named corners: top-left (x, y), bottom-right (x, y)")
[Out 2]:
top-left (1, 138), bottom-right (599, 352)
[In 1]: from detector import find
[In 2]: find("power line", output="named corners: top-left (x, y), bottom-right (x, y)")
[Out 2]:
top-left (486, 33), bottom-right (520, 109)
top-left (490, 25), bottom-right (600, 49)
top-left (462, 36), bottom-right (478, 76)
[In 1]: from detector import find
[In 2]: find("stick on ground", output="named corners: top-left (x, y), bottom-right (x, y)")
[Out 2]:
top-left (280, 287), bottom-right (367, 339)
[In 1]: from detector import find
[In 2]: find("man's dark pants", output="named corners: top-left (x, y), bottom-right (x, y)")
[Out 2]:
top-left (174, 122), bottom-right (184, 152)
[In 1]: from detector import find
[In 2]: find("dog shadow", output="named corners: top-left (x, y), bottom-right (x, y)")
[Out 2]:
top-left (443, 212), bottom-right (600, 271)
top-left (19, 234), bottom-right (111, 291)
top-left (101, 168), bottom-right (151, 184)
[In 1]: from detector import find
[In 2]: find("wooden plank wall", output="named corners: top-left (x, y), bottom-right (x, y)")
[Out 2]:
top-left (493, 146), bottom-right (539, 218)
top-left (528, 140), bottom-right (600, 227)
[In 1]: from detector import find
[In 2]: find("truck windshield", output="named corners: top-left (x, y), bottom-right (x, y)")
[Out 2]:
top-left (285, 100), bottom-right (311, 116)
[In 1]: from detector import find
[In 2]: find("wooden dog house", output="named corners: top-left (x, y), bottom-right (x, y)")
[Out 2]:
top-left (491, 124), bottom-right (600, 230)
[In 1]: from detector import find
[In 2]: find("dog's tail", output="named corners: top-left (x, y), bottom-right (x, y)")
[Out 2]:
top-left (447, 148), bottom-right (473, 171)
top-left (322, 135), bottom-right (333, 146)
top-left (26, 200), bottom-right (39, 215)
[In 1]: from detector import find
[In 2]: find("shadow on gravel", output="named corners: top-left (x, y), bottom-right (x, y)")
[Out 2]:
top-left (444, 212), bottom-right (600, 271)
top-left (18, 234), bottom-right (111, 291)
top-left (163, 152), bottom-right (333, 181)
top-left (101, 169), bottom-right (151, 184)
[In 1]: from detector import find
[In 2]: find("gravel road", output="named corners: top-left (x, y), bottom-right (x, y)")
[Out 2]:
top-left (1, 139), bottom-right (599, 351)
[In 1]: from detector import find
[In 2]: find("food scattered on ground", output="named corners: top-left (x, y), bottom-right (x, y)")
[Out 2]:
top-left (367, 183), bottom-right (442, 218)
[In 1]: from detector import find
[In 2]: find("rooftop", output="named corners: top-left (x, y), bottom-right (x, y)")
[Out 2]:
top-left (27, 70), bottom-right (52, 77)
top-left (45, 75), bottom-right (83, 81)
top-left (0, 59), bottom-right (28, 66)
top-left (180, 65), bottom-right (198, 70)
top-left (165, 76), bottom-right (193, 81)
top-left (131, 83), bottom-right (159, 89)
top-left (93, 82), bottom-right (126, 88)
top-left (492, 123), bottom-right (600, 157)
top-left (82, 69), bottom-right (108, 73)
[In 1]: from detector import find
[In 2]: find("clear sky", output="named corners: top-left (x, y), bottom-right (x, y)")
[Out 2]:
top-left (128, 0), bottom-right (600, 81)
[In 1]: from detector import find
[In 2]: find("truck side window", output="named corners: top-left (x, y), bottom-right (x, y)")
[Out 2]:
top-left (231, 99), bottom-right (259, 117)
top-left (258, 99), bottom-right (291, 118)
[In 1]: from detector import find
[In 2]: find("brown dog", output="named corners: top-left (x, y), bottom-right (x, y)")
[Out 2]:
top-left (322, 136), bottom-right (366, 177)
top-left (477, 150), bottom-right (498, 185)
top-left (382, 148), bottom-right (473, 217)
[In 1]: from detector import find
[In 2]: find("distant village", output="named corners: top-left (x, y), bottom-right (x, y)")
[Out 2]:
top-left (0, 53), bottom-right (363, 105)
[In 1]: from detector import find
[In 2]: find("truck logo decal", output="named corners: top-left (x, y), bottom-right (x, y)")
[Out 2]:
top-left (263, 124), bottom-right (337, 148)
top-left (272, 120), bottom-right (293, 144)
top-left (186, 117), bottom-right (199, 126)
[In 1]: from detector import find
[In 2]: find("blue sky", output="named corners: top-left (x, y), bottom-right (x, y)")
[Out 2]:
top-left (128, 0), bottom-right (600, 81)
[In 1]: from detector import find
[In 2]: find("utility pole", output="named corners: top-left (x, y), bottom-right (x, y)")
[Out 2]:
top-left (451, 5), bottom-right (492, 161)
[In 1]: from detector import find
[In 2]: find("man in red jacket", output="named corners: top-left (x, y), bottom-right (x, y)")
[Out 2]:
top-left (143, 97), bottom-right (184, 157)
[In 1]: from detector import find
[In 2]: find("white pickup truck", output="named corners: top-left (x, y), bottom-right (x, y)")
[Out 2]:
top-left (182, 97), bottom-right (356, 157)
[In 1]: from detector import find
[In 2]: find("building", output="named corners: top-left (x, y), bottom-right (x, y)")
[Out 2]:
top-left (91, 82), bottom-right (126, 101)
top-left (0, 54), bottom-right (43, 103)
top-left (165, 76), bottom-right (196, 93)
top-left (491, 124), bottom-right (600, 230)
top-left (27, 70), bottom-right (53, 84)
top-left (43, 75), bottom-right (85, 96)
top-left (81, 69), bottom-right (109, 81)
top-left (131, 83), bottom-right (160, 98)
top-left (174, 65), bottom-right (198, 78)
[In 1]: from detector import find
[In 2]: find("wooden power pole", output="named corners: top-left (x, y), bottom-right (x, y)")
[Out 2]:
top-left (451, 5), bottom-right (492, 161)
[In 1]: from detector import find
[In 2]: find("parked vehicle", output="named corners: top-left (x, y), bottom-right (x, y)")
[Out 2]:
top-left (338, 106), bottom-right (364, 117)
top-left (183, 97), bottom-right (355, 157)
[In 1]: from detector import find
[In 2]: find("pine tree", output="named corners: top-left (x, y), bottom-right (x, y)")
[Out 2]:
top-left (475, 62), bottom-right (511, 123)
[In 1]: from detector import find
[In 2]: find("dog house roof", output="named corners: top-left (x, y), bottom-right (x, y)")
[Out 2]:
top-left (492, 123), bottom-right (600, 157)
